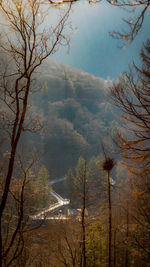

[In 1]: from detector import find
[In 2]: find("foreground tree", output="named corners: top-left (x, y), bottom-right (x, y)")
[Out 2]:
top-left (73, 157), bottom-right (88, 267)
top-left (111, 40), bottom-right (150, 170)
top-left (0, 0), bottom-right (72, 265)
top-left (102, 156), bottom-right (114, 267)
top-left (110, 39), bottom-right (150, 265)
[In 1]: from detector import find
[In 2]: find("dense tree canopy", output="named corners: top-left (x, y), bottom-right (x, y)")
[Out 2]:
top-left (30, 60), bottom-right (119, 178)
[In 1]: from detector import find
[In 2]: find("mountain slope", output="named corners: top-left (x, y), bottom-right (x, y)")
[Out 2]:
top-left (30, 59), bottom-right (119, 178)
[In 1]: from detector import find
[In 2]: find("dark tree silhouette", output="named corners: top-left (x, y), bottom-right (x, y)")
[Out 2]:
top-left (102, 157), bottom-right (114, 267)
top-left (110, 39), bottom-right (150, 170)
top-left (0, 0), bottom-right (72, 266)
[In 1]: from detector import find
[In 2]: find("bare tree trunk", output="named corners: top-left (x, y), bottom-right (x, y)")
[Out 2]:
top-left (113, 229), bottom-right (116, 267)
top-left (0, 133), bottom-right (21, 266)
top-left (102, 155), bottom-right (114, 267)
top-left (0, 77), bottom-right (30, 266)
top-left (81, 161), bottom-right (86, 267)
top-left (0, 219), bottom-right (2, 267)
top-left (107, 170), bottom-right (112, 267)
top-left (125, 202), bottom-right (129, 267)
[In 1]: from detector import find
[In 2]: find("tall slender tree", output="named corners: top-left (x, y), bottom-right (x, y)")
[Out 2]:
top-left (74, 157), bottom-right (88, 267)
top-left (0, 1), bottom-right (72, 265)
top-left (102, 157), bottom-right (114, 267)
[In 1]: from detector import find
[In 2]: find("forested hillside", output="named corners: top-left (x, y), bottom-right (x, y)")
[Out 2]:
top-left (1, 1), bottom-right (149, 266)
top-left (30, 59), bottom-right (120, 178)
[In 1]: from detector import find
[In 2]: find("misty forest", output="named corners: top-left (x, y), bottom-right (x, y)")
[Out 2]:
top-left (0, 0), bottom-right (150, 266)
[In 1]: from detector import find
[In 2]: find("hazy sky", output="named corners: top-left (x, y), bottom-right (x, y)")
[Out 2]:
top-left (51, 1), bottom-right (149, 80)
